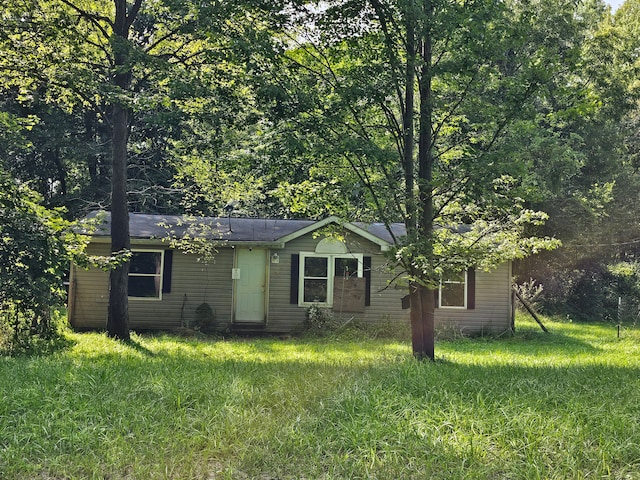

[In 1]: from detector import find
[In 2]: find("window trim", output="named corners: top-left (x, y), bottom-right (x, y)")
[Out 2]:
top-left (128, 249), bottom-right (165, 301)
top-left (298, 252), bottom-right (364, 307)
top-left (438, 270), bottom-right (468, 309)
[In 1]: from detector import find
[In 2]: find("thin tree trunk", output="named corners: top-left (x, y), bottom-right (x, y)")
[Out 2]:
top-left (409, 282), bottom-right (425, 357)
top-left (84, 111), bottom-right (99, 187)
top-left (403, 1), bottom-right (416, 230)
top-left (419, 284), bottom-right (435, 360)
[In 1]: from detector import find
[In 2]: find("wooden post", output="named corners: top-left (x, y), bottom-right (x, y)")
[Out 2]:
top-left (513, 289), bottom-right (549, 333)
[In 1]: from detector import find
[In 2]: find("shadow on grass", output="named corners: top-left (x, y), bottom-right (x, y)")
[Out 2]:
top-left (503, 329), bottom-right (601, 353)
top-left (437, 321), bottom-right (607, 358)
top-left (123, 338), bottom-right (156, 356)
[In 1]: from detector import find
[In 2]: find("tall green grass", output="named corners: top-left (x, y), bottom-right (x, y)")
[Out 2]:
top-left (1, 316), bottom-right (639, 479)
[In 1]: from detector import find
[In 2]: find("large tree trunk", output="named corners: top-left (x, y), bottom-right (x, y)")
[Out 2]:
top-left (106, 102), bottom-right (130, 340)
top-left (412, 0), bottom-right (436, 360)
top-left (106, 0), bottom-right (134, 340)
top-left (404, 1), bottom-right (433, 360)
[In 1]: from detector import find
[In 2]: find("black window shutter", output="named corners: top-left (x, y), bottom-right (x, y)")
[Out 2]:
top-left (290, 254), bottom-right (300, 304)
top-left (162, 250), bottom-right (173, 294)
top-left (434, 288), bottom-right (439, 308)
top-left (401, 294), bottom-right (411, 309)
top-left (363, 256), bottom-right (372, 306)
top-left (467, 267), bottom-right (476, 309)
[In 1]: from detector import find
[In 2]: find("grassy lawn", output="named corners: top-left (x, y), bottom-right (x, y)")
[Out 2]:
top-left (1, 317), bottom-right (640, 479)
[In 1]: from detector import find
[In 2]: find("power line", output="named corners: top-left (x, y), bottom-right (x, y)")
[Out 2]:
top-left (568, 238), bottom-right (640, 248)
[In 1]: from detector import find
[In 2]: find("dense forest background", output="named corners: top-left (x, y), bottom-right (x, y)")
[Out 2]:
top-left (1, 0), bottom-right (640, 340)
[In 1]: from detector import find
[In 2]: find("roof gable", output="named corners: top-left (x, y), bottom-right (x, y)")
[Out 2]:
top-left (276, 215), bottom-right (394, 251)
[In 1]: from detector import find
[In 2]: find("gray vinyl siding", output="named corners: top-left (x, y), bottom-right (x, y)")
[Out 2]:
top-left (364, 256), bottom-right (409, 324)
top-left (266, 232), bottom-right (408, 333)
top-left (68, 243), bottom-right (110, 329)
top-left (266, 236), bottom-right (319, 332)
top-left (435, 262), bottom-right (513, 335)
top-left (69, 241), bottom-right (234, 330)
top-left (70, 230), bottom-right (513, 335)
top-left (266, 231), bottom-right (512, 334)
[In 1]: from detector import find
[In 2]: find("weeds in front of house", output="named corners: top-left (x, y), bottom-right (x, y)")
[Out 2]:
top-left (304, 304), bottom-right (412, 341)
top-left (0, 307), bottom-right (71, 356)
top-left (514, 277), bottom-right (545, 312)
top-left (1, 315), bottom-right (640, 479)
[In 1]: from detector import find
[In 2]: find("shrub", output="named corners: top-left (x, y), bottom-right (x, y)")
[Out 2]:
top-left (564, 264), bottom-right (617, 321)
top-left (0, 307), bottom-right (70, 356)
top-left (304, 304), bottom-right (333, 331)
top-left (608, 262), bottom-right (640, 324)
top-left (193, 302), bottom-right (216, 333)
top-left (0, 173), bottom-right (78, 355)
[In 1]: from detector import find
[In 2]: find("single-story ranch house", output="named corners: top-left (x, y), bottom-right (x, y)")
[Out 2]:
top-left (68, 212), bottom-right (514, 335)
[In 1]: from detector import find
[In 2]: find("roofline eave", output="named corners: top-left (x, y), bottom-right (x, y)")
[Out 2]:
top-left (88, 236), bottom-right (285, 248)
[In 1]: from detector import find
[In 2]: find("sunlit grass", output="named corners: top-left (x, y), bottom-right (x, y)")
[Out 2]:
top-left (1, 315), bottom-right (639, 479)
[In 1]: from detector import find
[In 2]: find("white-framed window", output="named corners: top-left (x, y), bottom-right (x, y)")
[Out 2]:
top-left (128, 250), bottom-right (164, 300)
top-left (299, 252), bottom-right (363, 306)
top-left (439, 270), bottom-right (467, 308)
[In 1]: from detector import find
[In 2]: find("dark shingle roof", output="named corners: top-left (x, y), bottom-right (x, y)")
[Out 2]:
top-left (354, 222), bottom-right (406, 244)
top-left (82, 212), bottom-right (410, 247)
top-left (84, 212), bottom-right (319, 243)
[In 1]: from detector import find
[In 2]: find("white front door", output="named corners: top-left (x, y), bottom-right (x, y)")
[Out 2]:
top-left (234, 249), bottom-right (267, 323)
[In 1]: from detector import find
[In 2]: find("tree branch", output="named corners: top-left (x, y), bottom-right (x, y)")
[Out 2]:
top-left (144, 21), bottom-right (196, 54)
top-left (126, 0), bottom-right (144, 30)
top-left (58, 0), bottom-right (112, 40)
